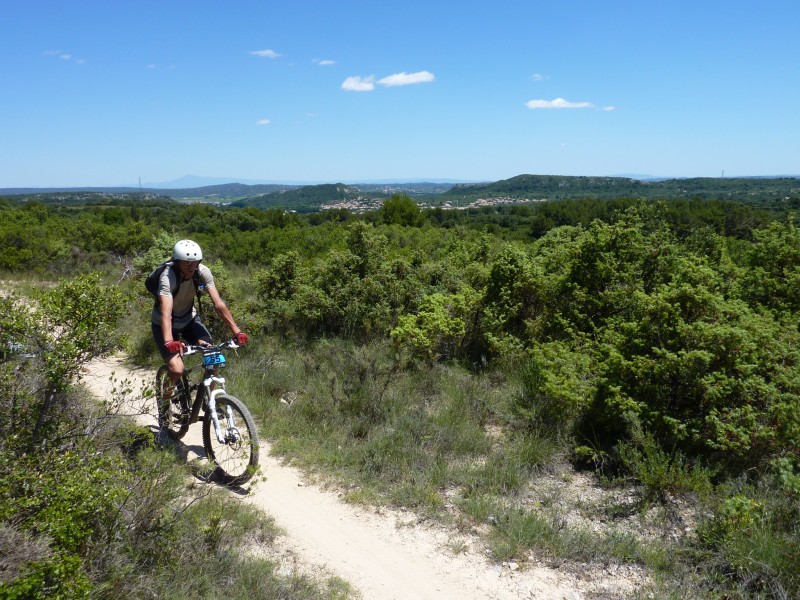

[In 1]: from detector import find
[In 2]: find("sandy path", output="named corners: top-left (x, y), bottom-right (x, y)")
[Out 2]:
top-left (83, 354), bottom-right (591, 600)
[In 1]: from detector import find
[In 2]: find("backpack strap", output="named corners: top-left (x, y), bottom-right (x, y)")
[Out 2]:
top-left (192, 269), bottom-right (204, 316)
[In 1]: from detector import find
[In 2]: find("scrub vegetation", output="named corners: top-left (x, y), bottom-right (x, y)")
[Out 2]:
top-left (1, 188), bottom-right (799, 598)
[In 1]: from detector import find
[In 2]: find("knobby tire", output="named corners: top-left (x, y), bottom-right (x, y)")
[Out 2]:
top-left (202, 394), bottom-right (259, 485)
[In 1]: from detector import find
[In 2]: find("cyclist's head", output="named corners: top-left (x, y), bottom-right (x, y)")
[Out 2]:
top-left (173, 239), bottom-right (203, 262)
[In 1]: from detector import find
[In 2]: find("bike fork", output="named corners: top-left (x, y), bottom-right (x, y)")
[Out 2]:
top-left (205, 377), bottom-right (239, 444)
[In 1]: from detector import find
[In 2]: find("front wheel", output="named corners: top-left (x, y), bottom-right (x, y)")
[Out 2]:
top-left (156, 365), bottom-right (190, 440)
top-left (202, 394), bottom-right (259, 485)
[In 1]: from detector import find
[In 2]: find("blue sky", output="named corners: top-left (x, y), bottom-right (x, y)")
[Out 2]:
top-left (2, 1), bottom-right (799, 187)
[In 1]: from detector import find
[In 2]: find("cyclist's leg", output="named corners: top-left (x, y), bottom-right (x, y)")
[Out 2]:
top-left (184, 316), bottom-right (213, 347)
top-left (152, 323), bottom-right (187, 392)
top-left (184, 317), bottom-right (219, 388)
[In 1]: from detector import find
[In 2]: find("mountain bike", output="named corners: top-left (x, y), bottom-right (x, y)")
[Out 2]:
top-left (156, 339), bottom-right (259, 485)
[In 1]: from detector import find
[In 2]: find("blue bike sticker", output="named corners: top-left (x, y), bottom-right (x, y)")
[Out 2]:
top-left (203, 352), bottom-right (226, 366)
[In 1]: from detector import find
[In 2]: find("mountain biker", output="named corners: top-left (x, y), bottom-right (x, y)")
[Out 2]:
top-left (152, 239), bottom-right (249, 389)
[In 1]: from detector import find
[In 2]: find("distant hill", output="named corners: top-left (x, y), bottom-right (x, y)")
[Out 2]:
top-left (4, 174), bottom-right (799, 210)
top-left (230, 181), bottom-right (460, 211)
top-left (0, 181), bottom-right (456, 200)
top-left (166, 183), bottom-right (297, 198)
top-left (0, 181), bottom-right (449, 210)
top-left (141, 175), bottom-right (280, 188)
top-left (441, 174), bottom-right (800, 204)
top-left (231, 183), bottom-right (368, 211)
top-left (0, 183), bottom-right (298, 200)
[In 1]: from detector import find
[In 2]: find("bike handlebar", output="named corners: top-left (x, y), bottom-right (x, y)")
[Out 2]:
top-left (181, 339), bottom-right (241, 356)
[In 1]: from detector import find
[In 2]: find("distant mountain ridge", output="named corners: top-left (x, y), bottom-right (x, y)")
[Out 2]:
top-left (4, 172), bottom-right (799, 198)
top-left (140, 175), bottom-right (480, 188)
top-left (440, 174), bottom-right (800, 203)
top-left (0, 181), bottom-right (460, 200)
top-left (231, 183), bottom-right (366, 211)
top-left (0, 183), bottom-right (297, 198)
top-left (3, 174), bottom-right (800, 211)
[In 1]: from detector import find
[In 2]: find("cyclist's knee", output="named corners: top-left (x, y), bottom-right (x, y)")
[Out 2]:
top-left (167, 356), bottom-right (185, 379)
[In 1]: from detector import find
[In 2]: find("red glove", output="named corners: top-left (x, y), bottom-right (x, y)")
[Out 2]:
top-left (234, 332), bottom-right (249, 346)
top-left (165, 340), bottom-right (184, 354)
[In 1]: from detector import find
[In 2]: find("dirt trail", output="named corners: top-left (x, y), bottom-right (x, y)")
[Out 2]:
top-left (83, 354), bottom-right (615, 600)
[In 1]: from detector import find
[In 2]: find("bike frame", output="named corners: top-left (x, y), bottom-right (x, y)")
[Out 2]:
top-left (182, 342), bottom-right (241, 444)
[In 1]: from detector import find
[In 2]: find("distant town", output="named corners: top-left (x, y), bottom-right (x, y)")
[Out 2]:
top-left (321, 196), bottom-right (547, 213)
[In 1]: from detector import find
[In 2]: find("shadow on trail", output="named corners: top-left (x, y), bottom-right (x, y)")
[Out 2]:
top-left (150, 425), bottom-right (251, 495)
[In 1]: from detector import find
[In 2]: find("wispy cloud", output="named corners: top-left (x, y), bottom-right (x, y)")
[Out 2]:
top-left (44, 49), bottom-right (84, 63)
top-left (313, 58), bottom-right (336, 66)
top-left (602, 105), bottom-right (617, 112)
top-left (378, 71), bottom-right (435, 87)
top-left (342, 70), bottom-right (435, 92)
top-left (531, 73), bottom-right (547, 81)
top-left (342, 75), bottom-right (376, 92)
top-left (526, 97), bottom-right (594, 110)
top-left (256, 119), bottom-right (271, 125)
top-left (250, 49), bottom-right (281, 59)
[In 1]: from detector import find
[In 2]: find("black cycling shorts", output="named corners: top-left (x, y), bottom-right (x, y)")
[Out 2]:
top-left (152, 316), bottom-right (213, 360)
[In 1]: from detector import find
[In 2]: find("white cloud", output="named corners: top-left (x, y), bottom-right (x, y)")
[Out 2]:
top-left (43, 50), bottom-right (85, 63)
top-left (342, 70), bottom-right (435, 92)
top-left (313, 58), bottom-right (336, 66)
top-left (531, 73), bottom-right (547, 81)
top-left (602, 105), bottom-right (617, 112)
top-left (378, 71), bottom-right (435, 87)
top-left (256, 119), bottom-right (271, 125)
top-left (250, 49), bottom-right (281, 59)
top-left (526, 97), bottom-right (594, 110)
top-left (341, 75), bottom-right (376, 92)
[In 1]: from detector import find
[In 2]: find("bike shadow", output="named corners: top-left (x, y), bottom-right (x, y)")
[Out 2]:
top-left (150, 425), bottom-right (250, 495)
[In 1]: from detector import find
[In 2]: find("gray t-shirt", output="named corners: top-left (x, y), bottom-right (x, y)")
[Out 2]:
top-left (151, 263), bottom-right (214, 328)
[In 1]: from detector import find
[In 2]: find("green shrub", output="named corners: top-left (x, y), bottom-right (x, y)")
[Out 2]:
top-left (697, 489), bottom-right (800, 597)
top-left (380, 194), bottom-right (423, 227)
top-left (740, 217), bottom-right (800, 313)
top-left (512, 338), bottom-right (598, 435)
top-left (391, 287), bottom-right (481, 361)
top-left (617, 425), bottom-right (714, 501)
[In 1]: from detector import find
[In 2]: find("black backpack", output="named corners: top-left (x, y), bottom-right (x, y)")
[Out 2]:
top-left (145, 261), bottom-right (203, 308)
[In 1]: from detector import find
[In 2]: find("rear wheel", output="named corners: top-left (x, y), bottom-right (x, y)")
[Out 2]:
top-left (202, 394), bottom-right (259, 485)
top-left (156, 365), bottom-right (190, 439)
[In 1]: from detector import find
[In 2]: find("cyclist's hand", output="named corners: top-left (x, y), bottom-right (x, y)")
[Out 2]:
top-left (165, 340), bottom-right (184, 354)
top-left (234, 332), bottom-right (249, 346)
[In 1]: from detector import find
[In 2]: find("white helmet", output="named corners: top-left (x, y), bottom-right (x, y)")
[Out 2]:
top-left (173, 239), bottom-right (203, 261)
